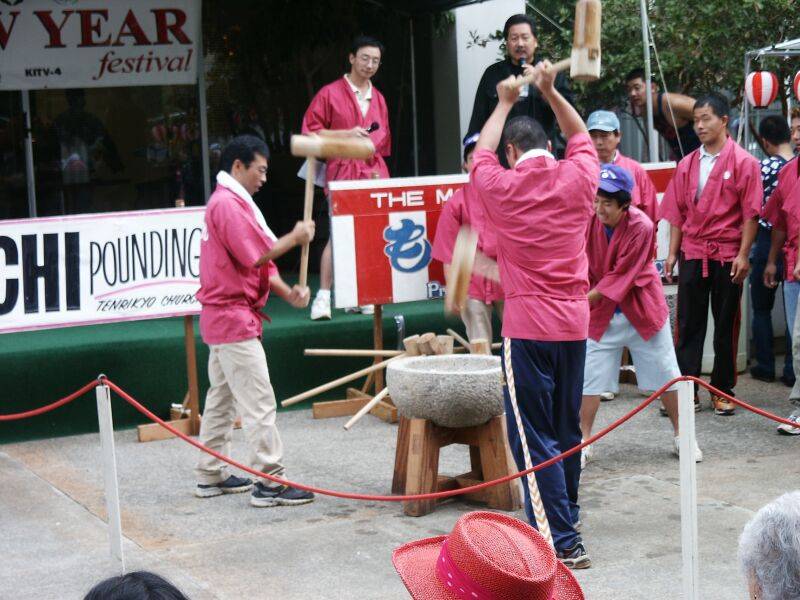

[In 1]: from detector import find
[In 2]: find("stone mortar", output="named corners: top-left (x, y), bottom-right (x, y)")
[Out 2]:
top-left (386, 354), bottom-right (504, 428)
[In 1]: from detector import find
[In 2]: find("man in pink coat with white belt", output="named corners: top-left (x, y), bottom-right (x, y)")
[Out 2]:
top-left (660, 93), bottom-right (761, 416)
top-left (580, 163), bottom-right (702, 466)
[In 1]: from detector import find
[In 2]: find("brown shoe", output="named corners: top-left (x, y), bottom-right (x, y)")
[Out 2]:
top-left (711, 394), bottom-right (735, 416)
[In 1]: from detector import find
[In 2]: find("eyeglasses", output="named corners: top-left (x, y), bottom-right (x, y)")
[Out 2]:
top-left (508, 34), bottom-right (532, 44)
top-left (254, 166), bottom-right (268, 175)
top-left (357, 54), bottom-right (381, 66)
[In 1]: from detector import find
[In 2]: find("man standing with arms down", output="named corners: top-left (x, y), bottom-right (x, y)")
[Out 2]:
top-left (472, 62), bottom-right (599, 568)
top-left (195, 135), bottom-right (316, 508)
top-left (302, 35), bottom-right (392, 321)
top-left (467, 14), bottom-right (573, 163)
top-left (660, 94), bottom-right (761, 415)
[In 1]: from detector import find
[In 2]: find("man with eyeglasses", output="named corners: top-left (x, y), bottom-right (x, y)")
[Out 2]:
top-left (467, 14), bottom-right (573, 165)
top-left (302, 35), bottom-right (392, 320)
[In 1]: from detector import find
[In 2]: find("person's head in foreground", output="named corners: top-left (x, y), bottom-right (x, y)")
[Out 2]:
top-left (462, 132), bottom-right (479, 172)
top-left (84, 571), bottom-right (189, 600)
top-left (595, 163), bottom-right (634, 229)
top-left (692, 92), bottom-right (730, 148)
top-left (501, 115), bottom-right (550, 168)
top-left (392, 511), bottom-right (584, 599)
top-left (587, 110), bottom-right (621, 164)
top-left (738, 490), bottom-right (800, 600)
top-left (220, 134), bottom-right (270, 197)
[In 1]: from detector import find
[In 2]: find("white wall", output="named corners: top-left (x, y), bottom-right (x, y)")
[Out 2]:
top-left (454, 0), bottom-right (525, 143)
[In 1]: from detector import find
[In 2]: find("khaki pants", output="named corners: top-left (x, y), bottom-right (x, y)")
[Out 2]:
top-left (196, 338), bottom-right (284, 485)
top-left (463, 298), bottom-right (504, 342)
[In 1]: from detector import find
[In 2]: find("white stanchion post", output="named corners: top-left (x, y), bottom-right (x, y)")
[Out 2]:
top-left (678, 379), bottom-right (699, 599)
top-left (96, 381), bottom-right (125, 573)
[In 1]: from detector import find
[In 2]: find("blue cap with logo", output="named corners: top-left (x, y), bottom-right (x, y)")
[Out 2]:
top-left (586, 110), bottom-right (621, 133)
top-left (598, 163), bottom-right (634, 195)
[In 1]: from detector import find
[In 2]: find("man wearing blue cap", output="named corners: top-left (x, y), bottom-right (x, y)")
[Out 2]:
top-left (581, 164), bottom-right (702, 464)
top-left (587, 110), bottom-right (658, 230)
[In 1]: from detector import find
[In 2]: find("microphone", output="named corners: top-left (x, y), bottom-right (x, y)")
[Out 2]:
top-left (367, 122), bottom-right (380, 133)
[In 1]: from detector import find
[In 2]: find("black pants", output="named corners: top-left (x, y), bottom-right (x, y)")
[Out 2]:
top-left (676, 257), bottom-right (742, 396)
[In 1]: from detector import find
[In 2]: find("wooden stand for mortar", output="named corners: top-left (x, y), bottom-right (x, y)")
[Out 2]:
top-left (392, 414), bottom-right (521, 517)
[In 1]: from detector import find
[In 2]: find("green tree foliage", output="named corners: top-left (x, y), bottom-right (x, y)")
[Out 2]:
top-left (475, 0), bottom-right (800, 113)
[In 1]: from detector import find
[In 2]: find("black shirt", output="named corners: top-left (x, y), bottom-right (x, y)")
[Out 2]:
top-left (466, 57), bottom-right (574, 162)
top-left (653, 92), bottom-right (701, 160)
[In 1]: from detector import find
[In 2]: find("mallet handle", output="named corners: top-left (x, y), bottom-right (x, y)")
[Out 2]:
top-left (305, 349), bottom-right (404, 357)
top-left (503, 59), bottom-right (571, 90)
top-left (298, 157), bottom-right (316, 288)
top-left (343, 387), bottom-right (390, 430)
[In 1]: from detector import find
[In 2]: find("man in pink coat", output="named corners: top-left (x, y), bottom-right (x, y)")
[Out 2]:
top-left (581, 163), bottom-right (702, 466)
top-left (472, 61), bottom-right (598, 569)
top-left (586, 110), bottom-right (658, 229)
top-left (660, 93), bottom-right (761, 415)
top-left (432, 133), bottom-right (504, 342)
top-left (302, 35), bottom-right (392, 320)
top-left (195, 135), bottom-right (317, 508)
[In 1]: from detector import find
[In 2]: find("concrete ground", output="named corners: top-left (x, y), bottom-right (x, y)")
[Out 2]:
top-left (2, 370), bottom-right (799, 599)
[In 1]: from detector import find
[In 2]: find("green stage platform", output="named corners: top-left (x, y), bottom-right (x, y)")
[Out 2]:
top-left (0, 278), bottom-right (501, 443)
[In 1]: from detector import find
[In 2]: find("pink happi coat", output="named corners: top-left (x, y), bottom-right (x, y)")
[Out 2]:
top-left (586, 206), bottom-right (668, 341)
top-left (763, 157), bottom-right (800, 281)
top-left (472, 133), bottom-right (600, 341)
top-left (302, 77), bottom-right (391, 190)
top-left (431, 183), bottom-right (504, 303)
top-left (659, 136), bottom-right (761, 277)
top-left (614, 151), bottom-right (658, 255)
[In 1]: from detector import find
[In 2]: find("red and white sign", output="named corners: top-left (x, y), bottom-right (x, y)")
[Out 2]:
top-left (0, 207), bottom-right (203, 334)
top-left (0, 0), bottom-right (199, 90)
top-left (330, 174), bottom-right (468, 308)
top-left (745, 71), bottom-right (779, 108)
top-left (643, 161), bottom-right (677, 262)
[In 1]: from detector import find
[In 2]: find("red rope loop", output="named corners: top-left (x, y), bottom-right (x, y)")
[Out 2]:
top-left (2, 375), bottom-right (798, 503)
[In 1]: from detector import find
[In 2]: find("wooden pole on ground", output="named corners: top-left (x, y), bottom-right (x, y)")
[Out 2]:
top-left (184, 316), bottom-right (201, 435)
top-left (373, 305), bottom-right (384, 393)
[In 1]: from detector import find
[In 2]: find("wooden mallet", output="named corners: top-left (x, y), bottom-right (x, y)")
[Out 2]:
top-left (290, 134), bottom-right (376, 288)
top-left (504, 0), bottom-right (601, 90)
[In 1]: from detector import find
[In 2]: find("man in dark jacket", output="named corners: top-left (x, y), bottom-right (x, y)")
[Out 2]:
top-left (467, 14), bottom-right (573, 164)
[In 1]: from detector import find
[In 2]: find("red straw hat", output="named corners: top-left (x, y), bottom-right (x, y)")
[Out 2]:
top-left (392, 511), bottom-right (584, 600)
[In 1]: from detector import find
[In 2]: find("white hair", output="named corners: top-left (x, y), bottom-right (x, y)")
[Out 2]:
top-left (738, 491), bottom-right (800, 600)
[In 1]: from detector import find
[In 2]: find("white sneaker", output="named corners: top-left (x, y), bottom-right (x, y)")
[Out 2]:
top-left (673, 436), bottom-right (703, 462)
top-left (581, 442), bottom-right (593, 470)
top-left (359, 304), bottom-right (375, 315)
top-left (344, 306), bottom-right (360, 314)
top-left (599, 392), bottom-right (615, 401)
top-left (310, 295), bottom-right (331, 320)
top-left (777, 408), bottom-right (800, 435)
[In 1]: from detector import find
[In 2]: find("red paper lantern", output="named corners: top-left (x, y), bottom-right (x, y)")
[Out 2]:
top-left (793, 71), bottom-right (800, 102)
top-left (745, 71), bottom-right (779, 108)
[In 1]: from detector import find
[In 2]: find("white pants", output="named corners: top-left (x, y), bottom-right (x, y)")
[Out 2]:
top-left (462, 298), bottom-right (504, 342)
top-left (196, 338), bottom-right (284, 484)
top-left (583, 313), bottom-right (680, 395)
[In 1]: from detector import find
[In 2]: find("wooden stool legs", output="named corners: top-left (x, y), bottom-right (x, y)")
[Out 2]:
top-left (393, 414), bottom-right (521, 517)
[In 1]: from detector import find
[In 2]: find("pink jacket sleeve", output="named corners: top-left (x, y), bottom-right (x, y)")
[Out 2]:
top-left (659, 171), bottom-right (686, 227)
top-left (431, 192), bottom-right (464, 265)
top-left (738, 156), bottom-right (763, 221)
top-left (301, 89), bottom-right (331, 134)
top-left (594, 223), bottom-right (654, 304)
top-left (213, 201), bottom-right (273, 269)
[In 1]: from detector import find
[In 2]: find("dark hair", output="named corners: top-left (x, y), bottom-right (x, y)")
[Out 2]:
top-left (597, 189), bottom-right (632, 209)
top-left (624, 68), bottom-right (653, 85)
top-left (693, 92), bottom-right (729, 119)
top-left (84, 571), bottom-right (189, 600)
top-left (759, 115), bottom-right (791, 146)
top-left (351, 35), bottom-right (384, 57)
top-left (219, 135), bottom-right (269, 173)
top-left (463, 143), bottom-right (477, 163)
top-left (503, 14), bottom-right (537, 39)
top-left (502, 116), bottom-right (548, 153)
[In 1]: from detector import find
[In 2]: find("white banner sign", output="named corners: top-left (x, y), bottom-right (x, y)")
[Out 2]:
top-left (0, 207), bottom-right (204, 333)
top-left (0, 0), bottom-right (200, 90)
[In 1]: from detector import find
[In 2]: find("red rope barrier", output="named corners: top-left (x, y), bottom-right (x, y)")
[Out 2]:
top-left (0, 380), bottom-right (99, 421)
top-left (106, 377), bottom-right (668, 502)
top-left (2, 374), bottom-right (797, 503)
